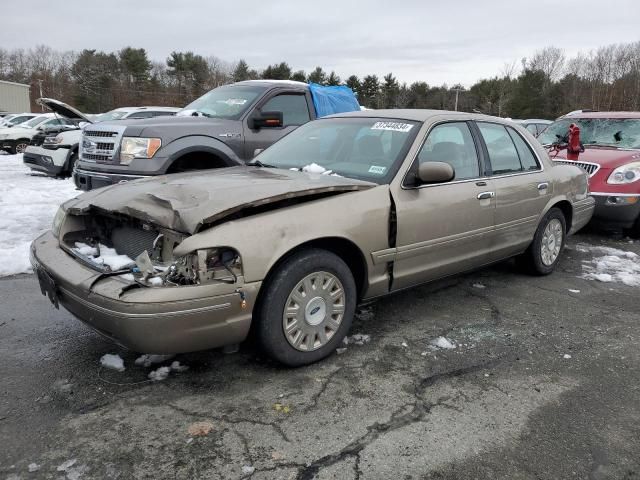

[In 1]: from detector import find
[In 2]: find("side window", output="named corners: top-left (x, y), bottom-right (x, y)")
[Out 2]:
top-left (261, 94), bottom-right (310, 127)
top-left (525, 124), bottom-right (538, 135)
top-left (507, 127), bottom-right (540, 171)
top-left (477, 122), bottom-right (522, 175)
top-left (127, 111), bottom-right (152, 119)
top-left (417, 122), bottom-right (479, 180)
top-left (149, 111), bottom-right (175, 117)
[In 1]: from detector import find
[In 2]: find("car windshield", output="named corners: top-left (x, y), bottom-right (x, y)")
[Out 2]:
top-left (23, 116), bottom-right (49, 128)
top-left (94, 110), bottom-right (130, 122)
top-left (538, 118), bottom-right (640, 149)
top-left (253, 117), bottom-right (420, 184)
top-left (180, 85), bottom-right (266, 119)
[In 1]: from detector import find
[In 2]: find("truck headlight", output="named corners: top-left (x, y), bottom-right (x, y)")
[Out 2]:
top-left (52, 206), bottom-right (66, 238)
top-left (607, 162), bottom-right (640, 184)
top-left (119, 137), bottom-right (162, 165)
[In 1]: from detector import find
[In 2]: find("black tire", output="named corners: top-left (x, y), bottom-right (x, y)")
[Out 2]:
top-left (256, 248), bottom-right (356, 367)
top-left (626, 215), bottom-right (640, 239)
top-left (66, 152), bottom-right (78, 177)
top-left (517, 207), bottom-right (567, 275)
top-left (11, 139), bottom-right (30, 154)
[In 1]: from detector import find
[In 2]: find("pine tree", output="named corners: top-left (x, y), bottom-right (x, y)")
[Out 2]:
top-left (232, 59), bottom-right (250, 82)
top-left (307, 66), bottom-right (327, 85)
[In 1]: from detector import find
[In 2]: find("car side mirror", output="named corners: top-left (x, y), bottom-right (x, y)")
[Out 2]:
top-left (417, 162), bottom-right (455, 184)
top-left (250, 111), bottom-right (283, 129)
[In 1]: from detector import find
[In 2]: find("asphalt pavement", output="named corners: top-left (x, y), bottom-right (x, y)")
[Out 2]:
top-left (1, 231), bottom-right (639, 480)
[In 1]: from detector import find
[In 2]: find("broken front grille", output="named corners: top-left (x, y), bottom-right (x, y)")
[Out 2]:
top-left (552, 160), bottom-right (600, 177)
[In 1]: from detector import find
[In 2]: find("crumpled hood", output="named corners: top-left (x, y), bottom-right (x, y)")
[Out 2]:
top-left (64, 166), bottom-right (375, 234)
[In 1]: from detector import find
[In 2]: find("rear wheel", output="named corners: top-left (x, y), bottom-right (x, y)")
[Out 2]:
top-left (256, 249), bottom-right (356, 366)
top-left (517, 207), bottom-right (566, 275)
top-left (12, 139), bottom-right (30, 154)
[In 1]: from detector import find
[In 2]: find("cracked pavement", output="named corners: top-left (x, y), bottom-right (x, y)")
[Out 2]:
top-left (1, 231), bottom-right (639, 479)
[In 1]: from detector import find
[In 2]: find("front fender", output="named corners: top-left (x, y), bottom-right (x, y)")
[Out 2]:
top-left (174, 186), bottom-right (392, 296)
top-left (159, 135), bottom-right (243, 172)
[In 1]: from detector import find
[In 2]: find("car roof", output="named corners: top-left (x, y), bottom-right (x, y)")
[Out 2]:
top-left (326, 108), bottom-right (513, 124)
top-left (562, 111), bottom-right (640, 119)
top-left (520, 119), bottom-right (553, 123)
top-left (234, 80), bottom-right (309, 88)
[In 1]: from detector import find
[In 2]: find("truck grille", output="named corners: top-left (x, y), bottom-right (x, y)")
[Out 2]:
top-left (80, 125), bottom-right (126, 163)
top-left (552, 160), bottom-right (600, 177)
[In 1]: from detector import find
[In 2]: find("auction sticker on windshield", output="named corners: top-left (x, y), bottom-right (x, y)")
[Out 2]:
top-left (371, 121), bottom-right (414, 133)
top-left (368, 165), bottom-right (387, 175)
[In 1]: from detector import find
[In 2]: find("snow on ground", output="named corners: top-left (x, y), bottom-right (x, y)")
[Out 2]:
top-left (100, 354), bottom-right (125, 372)
top-left (430, 336), bottom-right (457, 349)
top-left (135, 354), bottom-right (175, 367)
top-left (577, 244), bottom-right (640, 286)
top-left (0, 154), bottom-right (78, 277)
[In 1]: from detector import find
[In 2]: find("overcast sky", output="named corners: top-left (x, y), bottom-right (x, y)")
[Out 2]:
top-left (2, 0), bottom-right (639, 86)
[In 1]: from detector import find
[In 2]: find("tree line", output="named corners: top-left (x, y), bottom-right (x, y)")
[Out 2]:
top-left (1, 42), bottom-right (639, 119)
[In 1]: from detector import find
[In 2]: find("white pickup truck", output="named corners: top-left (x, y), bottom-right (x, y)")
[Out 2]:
top-left (23, 99), bottom-right (179, 177)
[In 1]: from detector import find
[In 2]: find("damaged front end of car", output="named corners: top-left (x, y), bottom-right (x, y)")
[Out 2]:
top-left (53, 205), bottom-right (244, 291)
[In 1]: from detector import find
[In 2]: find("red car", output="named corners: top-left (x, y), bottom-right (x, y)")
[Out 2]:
top-left (539, 112), bottom-right (640, 236)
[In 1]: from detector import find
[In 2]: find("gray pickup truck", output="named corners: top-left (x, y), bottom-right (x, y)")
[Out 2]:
top-left (74, 80), bottom-right (360, 190)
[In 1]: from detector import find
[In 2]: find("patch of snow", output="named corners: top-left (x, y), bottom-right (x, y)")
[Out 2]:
top-left (242, 465), bottom-right (255, 475)
top-left (135, 354), bottom-right (175, 367)
top-left (72, 242), bottom-right (98, 256)
top-left (148, 366), bottom-right (171, 381)
top-left (472, 282), bottom-right (486, 289)
top-left (0, 154), bottom-right (78, 277)
top-left (563, 354), bottom-right (572, 359)
top-left (579, 244), bottom-right (640, 286)
top-left (72, 244), bottom-right (135, 272)
top-left (430, 336), bottom-right (456, 349)
top-left (100, 354), bottom-right (125, 372)
top-left (57, 459), bottom-right (77, 471)
top-left (336, 347), bottom-right (348, 354)
top-left (28, 463), bottom-right (40, 472)
top-left (148, 276), bottom-right (163, 286)
top-left (401, 341), bottom-right (408, 348)
top-left (568, 289), bottom-right (581, 293)
top-left (170, 361), bottom-right (189, 372)
top-left (344, 333), bottom-right (371, 346)
top-left (301, 163), bottom-right (327, 174)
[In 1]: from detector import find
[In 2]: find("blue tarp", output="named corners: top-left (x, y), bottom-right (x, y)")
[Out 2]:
top-left (308, 83), bottom-right (360, 117)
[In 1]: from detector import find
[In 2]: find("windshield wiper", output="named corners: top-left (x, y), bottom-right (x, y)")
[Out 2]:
top-left (249, 159), bottom-right (278, 168)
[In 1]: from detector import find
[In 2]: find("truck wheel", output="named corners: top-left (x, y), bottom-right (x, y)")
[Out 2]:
top-left (628, 215), bottom-right (640, 239)
top-left (12, 139), bottom-right (30, 154)
top-left (517, 207), bottom-right (566, 275)
top-left (66, 152), bottom-right (78, 177)
top-left (256, 248), bottom-right (356, 367)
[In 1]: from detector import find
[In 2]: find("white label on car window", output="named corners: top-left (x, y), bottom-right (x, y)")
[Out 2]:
top-left (371, 121), bottom-right (414, 133)
top-left (220, 98), bottom-right (248, 105)
top-left (368, 165), bottom-right (387, 175)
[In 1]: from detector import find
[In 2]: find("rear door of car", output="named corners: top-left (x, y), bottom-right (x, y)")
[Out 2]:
top-left (474, 121), bottom-right (550, 259)
top-left (391, 120), bottom-right (497, 290)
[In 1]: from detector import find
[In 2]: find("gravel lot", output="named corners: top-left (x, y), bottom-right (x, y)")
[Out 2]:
top-left (1, 229), bottom-right (639, 480)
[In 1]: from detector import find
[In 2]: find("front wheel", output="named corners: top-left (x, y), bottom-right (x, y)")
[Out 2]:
top-left (256, 249), bottom-right (356, 366)
top-left (517, 207), bottom-right (567, 275)
top-left (65, 152), bottom-right (78, 177)
top-left (12, 139), bottom-right (30, 154)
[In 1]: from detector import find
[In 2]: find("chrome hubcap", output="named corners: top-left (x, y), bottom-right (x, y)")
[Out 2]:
top-left (283, 271), bottom-right (345, 352)
top-left (541, 218), bottom-right (563, 266)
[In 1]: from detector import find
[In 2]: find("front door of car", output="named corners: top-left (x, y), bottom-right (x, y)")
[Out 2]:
top-left (392, 121), bottom-right (496, 290)
top-left (243, 92), bottom-right (312, 160)
top-left (475, 122), bottom-right (551, 260)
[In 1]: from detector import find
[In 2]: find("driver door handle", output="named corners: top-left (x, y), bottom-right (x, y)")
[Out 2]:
top-left (537, 182), bottom-right (549, 190)
top-left (477, 191), bottom-right (495, 200)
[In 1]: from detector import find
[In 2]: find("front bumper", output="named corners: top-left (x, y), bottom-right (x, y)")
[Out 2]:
top-left (30, 231), bottom-right (260, 353)
top-left (23, 146), bottom-right (70, 176)
top-left (73, 167), bottom-right (148, 191)
top-left (590, 193), bottom-right (640, 229)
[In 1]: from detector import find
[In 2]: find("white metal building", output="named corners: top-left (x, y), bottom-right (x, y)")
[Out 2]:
top-left (0, 80), bottom-right (31, 113)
